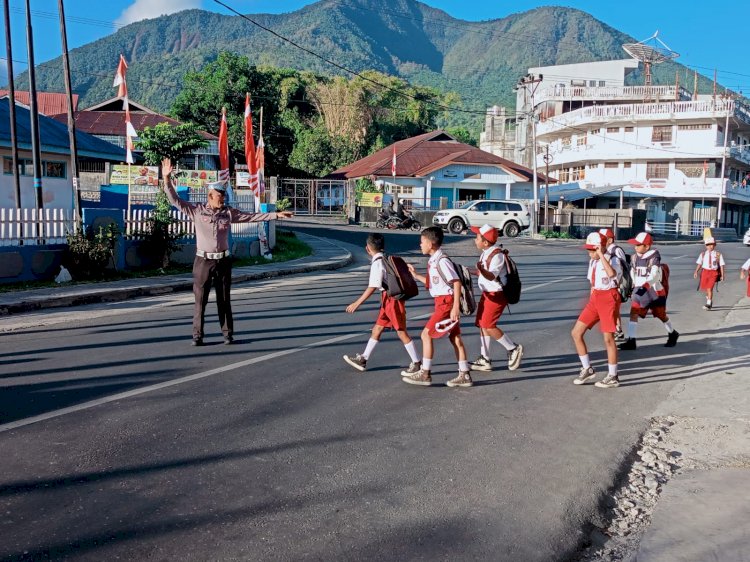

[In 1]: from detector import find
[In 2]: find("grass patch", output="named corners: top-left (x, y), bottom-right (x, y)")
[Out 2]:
top-left (539, 230), bottom-right (574, 239)
top-left (0, 229), bottom-right (312, 293)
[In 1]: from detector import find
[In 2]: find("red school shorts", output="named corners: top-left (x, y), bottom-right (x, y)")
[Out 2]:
top-left (699, 269), bottom-right (721, 291)
top-left (747, 278), bottom-right (750, 298)
top-left (425, 295), bottom-right (461, 339)
top-left (376, 291), bottom-right (407, 331)
top-left (578, 288), bottom-right (621, 333)
top-left (475, 291), bottom-right (508, 329)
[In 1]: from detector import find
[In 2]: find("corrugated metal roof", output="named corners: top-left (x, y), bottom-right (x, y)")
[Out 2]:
top-left (0, 90), bottom-right (78, 115)
top-left (0, 97), bottom-right (126, 160)
top-left (327, 130), bottom-right (553, 182)
top-left (49, 111), bottom-right (218, 140)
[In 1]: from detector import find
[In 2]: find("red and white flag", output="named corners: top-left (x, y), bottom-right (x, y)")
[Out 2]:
top-left (218, 107), bottom-right (230, 182)
top-left (391, 144), bottom-right (397, 178)
top-left (244, 93), bottom-right (259, 195)
top-left (113, 54), bottom-right (135, 164)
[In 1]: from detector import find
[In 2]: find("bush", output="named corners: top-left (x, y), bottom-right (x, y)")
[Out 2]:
top-left (275, 198), bottom-right (291, 212)
top-left (137, 190), bottom-right (180, 268)
top-left (65, 222), bottom-right (119, 280)
top-left (539, 229), bottom-right (574, 239)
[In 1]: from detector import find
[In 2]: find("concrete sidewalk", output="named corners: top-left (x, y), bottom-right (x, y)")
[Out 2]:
top-left (0, 232), bottom-right (352, 316)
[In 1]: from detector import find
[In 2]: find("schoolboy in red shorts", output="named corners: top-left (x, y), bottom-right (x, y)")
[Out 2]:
top-left (402, 226), bottom-right (471, 387)
top-left (619, 232), bottom-right (679, 350)
top-left (572, 232), bottom-right (623, 388)
top-left (469, 224), bottom-right (524, 372)
top-left (343, 233), bottom-right (421, 373)
top-left (693, 236), bottom-right (725, 310)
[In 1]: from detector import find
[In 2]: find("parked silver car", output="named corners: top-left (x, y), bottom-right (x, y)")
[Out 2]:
top-left (432, 199), bottom-right (531, 237)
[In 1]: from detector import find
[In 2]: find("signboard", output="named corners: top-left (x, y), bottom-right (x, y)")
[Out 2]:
top-left (236, 171), bottom-right (250, 188)
top-left (110, 165), bottom-right (158, 186)
top-left (175, 170), bottom-right (218, 188)
top-left (358, 192), bottom-right (384, 207)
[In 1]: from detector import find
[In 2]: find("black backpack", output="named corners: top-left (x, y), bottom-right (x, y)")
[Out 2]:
top-left (437, 256), bottom-right (477, 315)
top-left (608, 246), bottom-right (633, 302)
top-left (379, 255), bottom-right (419, 301)
top-left (498, 249), bottom-right (522, 305)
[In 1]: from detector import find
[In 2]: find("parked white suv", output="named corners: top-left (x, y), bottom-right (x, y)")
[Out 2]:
top-left (743, 227), bottom-right (750, 246)
top-left (432, 200), bottom-right (531, 237)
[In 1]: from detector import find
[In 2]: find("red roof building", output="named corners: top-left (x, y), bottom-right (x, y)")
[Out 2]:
top-left (0, 90), bottom-right (78, 116)
top-left (50, 97), bottom-right (219, 169)
top-left (329, 130), bottom-right (552, 206)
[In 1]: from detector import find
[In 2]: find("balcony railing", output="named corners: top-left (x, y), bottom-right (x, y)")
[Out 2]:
top-left (536, 99), bottom-right (740, 136)
top-left (534, 85), bottom-right (691, 105)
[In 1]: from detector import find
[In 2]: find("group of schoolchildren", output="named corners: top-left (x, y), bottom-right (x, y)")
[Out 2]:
top-left (343, 223), bottom-right (750, 389)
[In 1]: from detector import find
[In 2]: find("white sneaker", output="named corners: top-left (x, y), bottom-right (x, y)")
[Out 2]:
top-left (507, 344), bottom-right (524, 371)
top-left (470, 355), bottom-right (492, 372)
top-left (573, 366), bottom-right (596, 385)
top-left (595, 375), bottom-right (620, 389)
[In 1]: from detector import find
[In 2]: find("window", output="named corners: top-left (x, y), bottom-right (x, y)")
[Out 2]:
top-left (646, 162), bottom-right (669, 178)
top-left (624, 126), bottom-right (634, 133)
top-left (576, 136), bottom-right (587, 146)
top-left (589, 128), bottom-right (600, 136)
top-left (624, 162), bottom-right (632, 168)
top-left (652, 126), bottom-right (672, 143)
top-left (599, 81), bottom-right (606, 87)
top-left (471, 201), bottom-right (489, 212)
top-left (571, 166), bottom-right (586, 181)
top-left (678, 123), bottom-right (711, 130)
top-left (561, 136), bottom-right (572, 148)
top-left (675, 161), bottom-right (705, 178)
top-left (607, 127), bottom-right (620, 133)
top-left (464, 173), bottom-right (481, 180)
top-left (507, 203), bottom-right (523, 211)
top-left (589, 80), bottom-right (597, 87)
top-left (44, 161), bottom-right (66, 178)
top-left (488, 202), bottom-right (508, 211)
top-left (3, 157), bottom-right (32, 176)
top-left (605, 162), bottom-right (619, 169)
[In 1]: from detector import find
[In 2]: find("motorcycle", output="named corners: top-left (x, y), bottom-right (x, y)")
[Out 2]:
top-left (375, 209), bottom-right (393, 229)
top-left (386, 211), bottom-right (421, 231)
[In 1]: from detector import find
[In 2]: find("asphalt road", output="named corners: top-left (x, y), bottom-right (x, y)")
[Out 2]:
top-left (1, 228), bottom-right (748, 561)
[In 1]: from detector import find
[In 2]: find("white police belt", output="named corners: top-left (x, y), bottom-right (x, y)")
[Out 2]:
top-left (197, 250), bottom-right (230, 260)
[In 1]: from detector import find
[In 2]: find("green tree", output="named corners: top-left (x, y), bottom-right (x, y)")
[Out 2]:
top-left (446, 126), bottom-right (478, 147)
top-left (136, 122), bottom-right (208, 166)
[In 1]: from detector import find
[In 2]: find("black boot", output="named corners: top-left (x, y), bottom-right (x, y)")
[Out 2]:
top-left (665, 330), bottom-right (679, 347)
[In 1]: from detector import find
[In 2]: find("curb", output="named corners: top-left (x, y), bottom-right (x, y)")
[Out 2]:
top-left (0, 235), bottom-right (353, 316)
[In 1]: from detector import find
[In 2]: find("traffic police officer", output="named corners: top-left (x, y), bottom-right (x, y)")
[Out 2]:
top-left (161, 158), bottom-right (292, 345)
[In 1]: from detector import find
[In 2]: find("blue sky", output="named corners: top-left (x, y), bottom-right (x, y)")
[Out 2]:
top-left (2, 0), bottom-right (748, 93)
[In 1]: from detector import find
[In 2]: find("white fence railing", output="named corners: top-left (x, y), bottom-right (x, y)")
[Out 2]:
top-left (0, 208), bottom-right (76, 246)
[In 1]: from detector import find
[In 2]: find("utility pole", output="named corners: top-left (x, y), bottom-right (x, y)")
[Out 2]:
top-left (518, 73), bottom-right (543, 234)
top-left (3, 0), bottom-right (21, 211)
top-left (543, 144), bottom-right (552, 231)
top-left (24, 0), bottom-right (44, 237)
top-left (58, 0), bottom-right (81, 222)
top-left (717, 92), bottom-right (732, 227)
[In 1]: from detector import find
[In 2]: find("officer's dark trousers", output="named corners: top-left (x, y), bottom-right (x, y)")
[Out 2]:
top-left (192, 256), bottom-right (233, 340)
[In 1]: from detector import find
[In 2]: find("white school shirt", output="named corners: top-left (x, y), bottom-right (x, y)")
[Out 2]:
top-left (743, 258), bottom-right (750, 271)
top-left (368, 252), bottom-right (386, 291)
top-left (696, 249), bottom-right (725, 270)
top-left (427, 249), bottom-right (458, 297)
top-left (477, 246), bottom-right (505, 293)
top-left (587, 254), bottom-right (621, 291)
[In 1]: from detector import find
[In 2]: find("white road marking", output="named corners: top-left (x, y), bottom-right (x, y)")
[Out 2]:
top-left (1, 272), bottom-right (580, 432)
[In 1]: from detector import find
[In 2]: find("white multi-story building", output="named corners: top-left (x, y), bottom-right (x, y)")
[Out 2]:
top-left (496, 59), bottom-right (750, 232)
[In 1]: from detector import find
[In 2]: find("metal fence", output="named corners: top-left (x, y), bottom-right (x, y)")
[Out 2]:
top-left (0, 208), bottom-right (76, 246)
top-left (277, 178), bottom-right (349, 215)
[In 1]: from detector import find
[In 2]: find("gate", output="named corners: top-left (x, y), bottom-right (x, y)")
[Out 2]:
top-left (277, 178), bottom-right (351, 216)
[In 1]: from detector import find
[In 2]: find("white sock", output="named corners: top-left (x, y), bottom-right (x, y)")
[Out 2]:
top-left (404, 340), bottom-right (420, 363)
top-left (707, 299), bottom-right (712, 306)
top-left (362, 338), bottom-right (378, 360)
top-left (608, 363), bottom-right (618, 378)
top-left (628, 321), bottom-right (638, 339)
top-left (579, 354), bottom-right (591, 369)
top-left (498, 334), bottom-right (516, 351)
top-left (422, 358), bottom-right (432, 371)
top-left (663, 321), bottom-right (674, 334)
top-left (459, 360), bottom-right (469, 372)
top-left (481, 335), bottom-right (492, 358)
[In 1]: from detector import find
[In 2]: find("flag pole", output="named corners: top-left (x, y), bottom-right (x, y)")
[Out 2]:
top-left (258, 105), bottom-right (264, 203)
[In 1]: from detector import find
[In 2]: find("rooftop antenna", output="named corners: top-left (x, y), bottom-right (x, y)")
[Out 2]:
top-left (623, 31), bottom-right (679, 101)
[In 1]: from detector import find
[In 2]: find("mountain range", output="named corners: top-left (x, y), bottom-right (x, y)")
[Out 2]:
top-left (17, 0), bottom-right (714, 132)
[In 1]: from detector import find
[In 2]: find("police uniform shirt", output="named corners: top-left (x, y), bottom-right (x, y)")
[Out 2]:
top-left (368, 252), bottom-right (386, 292)
top-left (477, 246), bottom-right (506, 293)
top-left (163, 181), bottom-right (275, 253)
top-left (427, 249), bottom-right (458, 297)
top-left (696, 249), bottom-right (725, 270)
